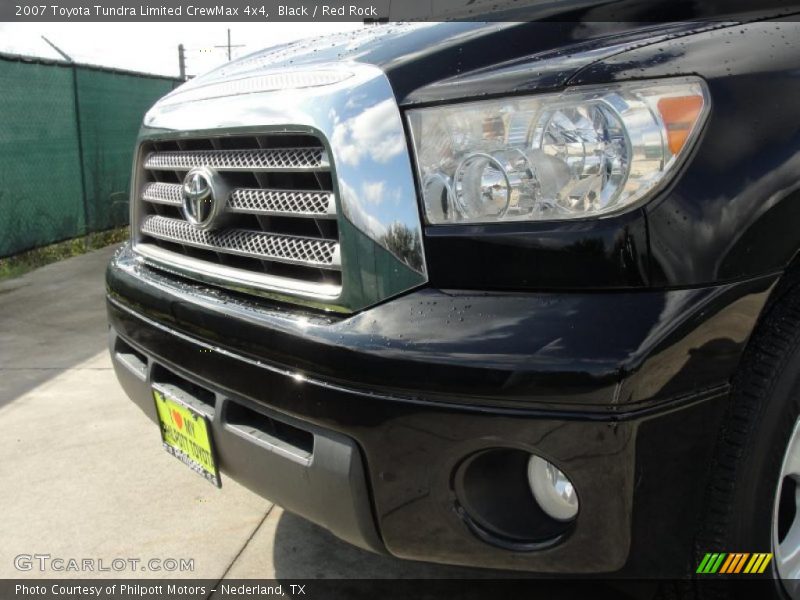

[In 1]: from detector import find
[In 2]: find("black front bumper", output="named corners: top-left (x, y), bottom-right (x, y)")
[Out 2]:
top-left (106, 244), bottom-right (776, 575)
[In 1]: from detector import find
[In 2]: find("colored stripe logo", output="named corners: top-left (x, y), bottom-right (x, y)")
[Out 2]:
top-left (697, 553), bottom-right (773, 574)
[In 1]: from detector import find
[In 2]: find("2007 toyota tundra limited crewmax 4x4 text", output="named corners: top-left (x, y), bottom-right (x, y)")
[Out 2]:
top-left (106, 8), bottom-right (800, 595)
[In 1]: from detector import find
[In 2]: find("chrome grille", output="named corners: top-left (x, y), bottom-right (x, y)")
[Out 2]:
top-left (134, 133), bottom-right (341, 297)
top-left (143, 147), bottom-right (328, 171)
top-left (141, 216), bottom-right (339, 267)
top-left (143, 183), bottom-right (335, 217)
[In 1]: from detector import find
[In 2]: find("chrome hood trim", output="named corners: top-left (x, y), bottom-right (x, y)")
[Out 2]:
top-left (160, 68), bottom-right (354, 106)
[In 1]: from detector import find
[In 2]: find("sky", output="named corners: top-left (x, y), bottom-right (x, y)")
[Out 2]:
top-left (0, 23), bottom-right (364, 78)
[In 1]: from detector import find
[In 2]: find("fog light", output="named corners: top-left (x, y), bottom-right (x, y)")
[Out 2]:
top-left (527, 455), bottom-right (579, 522)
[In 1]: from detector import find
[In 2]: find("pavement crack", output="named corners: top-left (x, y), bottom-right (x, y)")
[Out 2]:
top-left (205, 504), bottom-right (274, 598)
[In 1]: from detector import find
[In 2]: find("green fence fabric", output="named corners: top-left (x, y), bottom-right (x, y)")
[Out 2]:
top-left (0, 58), bottom-right (84, 256)
top-left (0, 55), bottom-right (177, 257)
top-left (76, 68), bottom-right (176, 233)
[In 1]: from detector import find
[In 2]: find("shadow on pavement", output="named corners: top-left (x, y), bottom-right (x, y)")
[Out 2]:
top-left (0, 245), bottom-right (120, 407)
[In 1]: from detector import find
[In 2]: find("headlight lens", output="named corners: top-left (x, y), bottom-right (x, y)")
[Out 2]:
top-left (407, 78), bottom-right (709, 224)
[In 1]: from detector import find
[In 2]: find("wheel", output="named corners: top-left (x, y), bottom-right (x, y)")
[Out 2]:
top-left (696, 279), bottom-right (800, 600)
top-left (775, 418), bottom-right (800, 597)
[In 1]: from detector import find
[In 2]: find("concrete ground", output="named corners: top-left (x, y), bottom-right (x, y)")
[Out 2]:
top-left (0, 246), bottom-right (514, 583)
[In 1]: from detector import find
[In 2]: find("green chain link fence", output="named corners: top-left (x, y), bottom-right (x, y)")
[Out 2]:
top-left (0, 53), bottom-right (178, 258)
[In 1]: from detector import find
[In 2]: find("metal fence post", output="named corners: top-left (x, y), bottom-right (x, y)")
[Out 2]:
top-left (71, 64), bottom-right (91, 248)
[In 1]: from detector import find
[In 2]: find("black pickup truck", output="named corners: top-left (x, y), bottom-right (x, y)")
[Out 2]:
top-left (107, 7), bottom-right (800, 596)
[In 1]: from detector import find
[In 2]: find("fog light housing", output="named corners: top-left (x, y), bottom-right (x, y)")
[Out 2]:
top-left (527, 455), bottom-right (579, 522)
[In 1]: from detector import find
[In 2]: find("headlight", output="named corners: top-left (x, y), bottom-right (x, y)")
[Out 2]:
top-left (407, 78), bottom-right (709, 224)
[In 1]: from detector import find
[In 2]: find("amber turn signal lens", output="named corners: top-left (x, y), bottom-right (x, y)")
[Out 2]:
top-left (657, 95), bottom-right (706, 155)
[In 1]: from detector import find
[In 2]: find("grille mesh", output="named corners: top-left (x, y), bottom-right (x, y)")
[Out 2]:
top-left (142, 183), bottom-right (334, 217)
top-left (136, 134), bottom-right (341, 296)
top-left (144, 148), bottom-right (327, 171)
top-left (229, 188), bottom-right (333, 216)
top-left (142, 182), bottom-right (183, 206)
top-left (142, 216), bottom-right (339, 267)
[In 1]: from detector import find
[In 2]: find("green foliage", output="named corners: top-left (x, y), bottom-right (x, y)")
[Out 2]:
top-left (0, 227), bottom-right (128, 281)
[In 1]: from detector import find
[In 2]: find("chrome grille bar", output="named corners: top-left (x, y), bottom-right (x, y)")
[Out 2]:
top-left (134, 243), bottom-right (342, 299)
top-left (144, 148), bottom-right (329, 171)
top-left (142, 182), bottom-right (183, 206)
top-left (141, 215), bottom-right (340, 269)
top-left (228, 188), bottom-right (335, 218)
top-left (141, 182), bottom-right (336, 218)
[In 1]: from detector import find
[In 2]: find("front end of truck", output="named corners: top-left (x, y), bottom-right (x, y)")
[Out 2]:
top-left (107, 18), bottom-right (800, 580)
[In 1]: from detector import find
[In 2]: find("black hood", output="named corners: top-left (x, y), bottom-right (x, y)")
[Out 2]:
top-left (177, 1), bottom-right (795, 105)
top-left (179, 21), bottom-right (674, 102)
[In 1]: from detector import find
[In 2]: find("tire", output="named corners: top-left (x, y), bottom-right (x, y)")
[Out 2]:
top-left (695, 277), bottom-right (800, 600)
